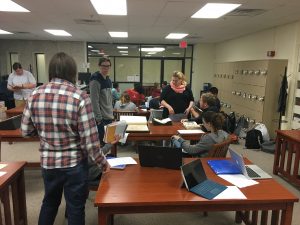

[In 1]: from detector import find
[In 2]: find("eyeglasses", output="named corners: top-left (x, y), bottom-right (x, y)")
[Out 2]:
top-left (100, 64), bottom-right (111, 68)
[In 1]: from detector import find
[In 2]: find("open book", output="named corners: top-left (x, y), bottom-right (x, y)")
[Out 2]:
top-left (119, 115), bottom-right (149, 132)
top-left (182, 121), bottom-right (201, 130)
top-left (153, 118), bottom-right (172, 125)
top-left (104, 120), bottom-right (128, 143)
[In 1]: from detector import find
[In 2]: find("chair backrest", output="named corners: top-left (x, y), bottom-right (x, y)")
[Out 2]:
top-left (208, 139), bottom-right (232, 157)
top-left (113, 110), bottom-right (138, 121)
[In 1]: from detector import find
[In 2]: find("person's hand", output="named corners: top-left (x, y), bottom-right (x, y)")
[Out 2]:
top-left (181, 119), bottom-right (188, 123)
top-left (171, 135), bottom-right (180, 140)
top-left (110, 134), bottom-right (121, 144)
top-left (184, 107), bottom-right (191, 116)
top-left (168, 107), bottom-right (174, 115)
top-left (102, 161), bottom-right (111, 173)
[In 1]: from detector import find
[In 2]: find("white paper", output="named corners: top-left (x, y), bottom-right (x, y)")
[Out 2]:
top-left (214, 186), bottom-right (247, 199)
top-left (153, 118), bottom-right (172, 124)
top-left (107, 157), bottom-right (137, 167)
top-left (0, 164), bottom-right (7, 169)
top-left (119, 133), bottom-right (129, 144)
top-left (0, 171), bottom-right (7, 177)
top-left (120, 116), bottom-right (147, 125)
top-left (177, 129), bottom-right (204, 134)
top-left (218, 174), bottom-right (258, 188)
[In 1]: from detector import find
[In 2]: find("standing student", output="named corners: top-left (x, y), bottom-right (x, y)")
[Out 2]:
top-left (160, 71), bottom-right (194, 120)
top-left (89, 58), bottom-right (114, 145)
top-left (7, 62), bottom-right (36, 106)
top-left (21, 52), bottom-right (116, 225)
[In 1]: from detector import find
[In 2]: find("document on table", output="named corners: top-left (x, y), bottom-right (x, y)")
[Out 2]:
top-left (177, 129), bottom-right (204, 134)
top-left (0, 171), bottom-right (7, 177)
top-left (0, 164), bottom-right (7, 169)
top-left (214, 186), bottom-right (247, 199)
top-left (119, 133), bottom-right (129, 144)
top-left (107, 157), bottom-right (137, 167)
top-left (218, 174), bottom-right (258, 188)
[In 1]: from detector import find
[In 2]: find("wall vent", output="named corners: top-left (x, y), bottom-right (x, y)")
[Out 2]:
top-left (74, 19), bottom-right (102, 25)
top-left (227, 9), bottom-right (266, 17)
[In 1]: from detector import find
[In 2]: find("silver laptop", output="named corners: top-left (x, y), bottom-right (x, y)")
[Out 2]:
top-left (229, 149), bottom-right (272, 179)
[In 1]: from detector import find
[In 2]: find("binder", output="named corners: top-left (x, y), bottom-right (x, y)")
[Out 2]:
top-left (207, 159), bottom-right (241, 175)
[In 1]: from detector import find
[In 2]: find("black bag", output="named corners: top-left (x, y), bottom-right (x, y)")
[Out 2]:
top-left (261, 141), bottom-right (276, 154)
top-left (234, 115), bottom-right (248, 137)
top-left (245, 129), bottom-right (263, 149)
top-left (221, 111), bottom-right (236, 134)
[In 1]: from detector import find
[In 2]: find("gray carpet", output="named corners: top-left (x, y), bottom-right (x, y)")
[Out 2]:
top-left (2, 140), bottom-right (300, 225)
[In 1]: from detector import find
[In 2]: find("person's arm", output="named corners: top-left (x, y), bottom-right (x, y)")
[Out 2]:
top-left (184, 100), bottom-right (194, 115)
top-left (21, 100), bottom-right (37, 136)
top-left (178, 134), bottom-right (214, 156)
top-left (89, 80), bottom-right (103, 123)
top-left (23, 72), bottom-right (37, 89)
top-left (7, 75), bottom-right (15, 92)
top-left (161, 100), bottom-right (174, 115)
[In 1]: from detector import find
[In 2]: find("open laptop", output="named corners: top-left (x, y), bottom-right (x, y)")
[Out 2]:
top-left (229, 148), bottom-right (272, 179)
top-left (0, 114), bottom-right (22, 130)
top-left (181, 159), bottom-right (227, 200)
top-left (138, 145), bottom-right (182, 170)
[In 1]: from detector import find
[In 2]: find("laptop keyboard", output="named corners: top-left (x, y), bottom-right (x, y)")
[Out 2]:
top-left (191, 180), bottom-right (226, 199)
top-left (245, 166), bottom-right (261, 178)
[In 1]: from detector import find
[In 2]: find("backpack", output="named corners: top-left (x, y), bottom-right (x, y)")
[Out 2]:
top-left (221, 111), bottom-right (236, 134)
top-left (261, 141), bottom-right (276, 154)
top-left (245, 129), bottom-right (263, 149)
top-left (234, 115), bottom-right (248, 138)
top-left (253, 123), bottom-right (270, 142)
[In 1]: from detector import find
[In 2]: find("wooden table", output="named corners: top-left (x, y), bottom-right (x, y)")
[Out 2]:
top-left (95, 158), bottom-right (298, 225)
top-left (0, 161), bottom-right (27, 225)
top-left (111, 122), bottom-right (203, 156)
top-left (5, 105), bottom-right (24, 117)
top-left (0, 129), bottom-right (40, 167)
top-left (273, 130), bottom-right (300, 186)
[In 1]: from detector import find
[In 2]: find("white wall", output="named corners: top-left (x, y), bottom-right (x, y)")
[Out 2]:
top-left (196, 21), bottom-right (300, 129)
top-left (0, 39), bottom-right (87, 81)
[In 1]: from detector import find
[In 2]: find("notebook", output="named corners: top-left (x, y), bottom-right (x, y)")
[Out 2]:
top-left (138, 145), bottom-right (182, 170)
top-left (0, 114), bottom-right (22, 130)
top-left (181, 159), bottom-right (227, 200)
top-left (208, 149), bottom-right (271, 179)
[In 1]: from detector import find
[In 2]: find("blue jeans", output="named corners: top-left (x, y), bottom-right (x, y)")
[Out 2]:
top-left (97, 119), bottom-right (112, 145)
top-left (38, 159), bottom-right (88, 225)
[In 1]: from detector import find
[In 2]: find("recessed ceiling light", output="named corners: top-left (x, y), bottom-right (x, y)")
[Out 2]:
top-left (91, 50), bottom-right (100, 52)
top-left (165, 33), bottom-right (188, 39)
top-left (191, 3), bottom-right (241, 19)
top-left (147, 52), bottom-right (156, 55)
top-left (121, 53), bottom-right (128, 56)
top-left (119, 51), bottom-right (128, 53)
top-left (140, 47), bottom-right (165, 52)
top-left (90, 0), bottom-right (127, 15)
top-left (88, 45), bottom-right (93, 48)
top-left (108, 31), bottom-right (128, 38)
top-left (0, 29), bottom-right (13, 34)
top-left (117, 46), bottom-right (128, 49)
top-left (44, 29), bottom-right (72, 36)
top-left (0, 0), bottom-right (30, 12)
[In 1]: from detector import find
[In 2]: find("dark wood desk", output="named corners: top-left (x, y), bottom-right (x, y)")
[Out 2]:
top-left (111, 122), bottom-right (203, 156)
top-left (0, 129), bottom-right (40, 167)
top-left (273, 130), bottom-right (300, 186)
top-left (5, 105), bottom-right (24, 117)
top-left (95, 158), bottom-right (298, 225)
top-left (0, 161), bottom-right (27, 225)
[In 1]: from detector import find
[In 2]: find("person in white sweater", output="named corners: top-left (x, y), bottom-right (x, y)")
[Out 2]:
top-left (172, 111), bottom-right (229, 157)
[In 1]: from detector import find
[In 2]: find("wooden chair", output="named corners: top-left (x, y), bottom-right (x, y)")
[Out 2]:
top-left (207, 138), bottom-right (232, 157)
top-left (113, 110), bottom-right (137, 121)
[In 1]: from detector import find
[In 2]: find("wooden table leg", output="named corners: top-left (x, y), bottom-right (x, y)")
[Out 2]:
top-left (98, 208), bottom-right (112, 225)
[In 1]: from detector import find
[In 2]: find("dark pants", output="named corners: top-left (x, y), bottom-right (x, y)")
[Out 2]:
top-left (97, 119), bottom-right (113, 146)
top-left (38, 159), bottom-right (88, 225)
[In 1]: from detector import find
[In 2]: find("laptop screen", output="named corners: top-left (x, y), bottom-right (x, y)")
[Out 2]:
top-left (138, 145), bottom-right (182, 170)
top-left (229, 149), bottom-right (246, 175)
top-left (181, 159), bottom-right (207, 190)
top-left (0, 114), bottom-right (22, 130)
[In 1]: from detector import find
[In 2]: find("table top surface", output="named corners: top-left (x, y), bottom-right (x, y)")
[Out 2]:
top-left (276, 130), bottom-right (300, 142)
top-left (94, 158), bottom-right (298, 207)
top-left (0, 161), bottom-right (26, 188)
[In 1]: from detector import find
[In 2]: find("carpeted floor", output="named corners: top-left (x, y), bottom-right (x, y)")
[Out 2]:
top-left (2, 139), bottom-right (300, 225)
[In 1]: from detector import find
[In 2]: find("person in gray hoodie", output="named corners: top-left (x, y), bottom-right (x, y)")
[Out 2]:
top-left (172, 111), bottom-right (228, 157)
top-left (90, 58), bottom-right (114, 145)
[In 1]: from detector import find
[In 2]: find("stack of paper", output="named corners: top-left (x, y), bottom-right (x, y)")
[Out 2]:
top-left (182, 121), bottom-right (201, 129)
top-left (120, 115), bottom-right (149, 132)
top-left (104, 120), bottom-right (127, 143)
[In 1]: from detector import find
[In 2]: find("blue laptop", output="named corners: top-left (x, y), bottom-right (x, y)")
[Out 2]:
top-left (181, 159), bottom-right (227, 200)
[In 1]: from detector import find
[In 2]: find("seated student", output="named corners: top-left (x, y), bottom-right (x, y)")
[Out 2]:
top-left (209, 86), bottom-right (221, 111)
top-left (186, 92), bottom-right (219, 124)
top-left (172, 111), bottom-right (228, 157)
top-left (114, 92), bottom-right (137, 111)
top-left (126, 83), bottom-right (145, 106)
top-left (151, 82), bottom-right (161, 98)
top-left (111, 82), bottom-right (121, 105)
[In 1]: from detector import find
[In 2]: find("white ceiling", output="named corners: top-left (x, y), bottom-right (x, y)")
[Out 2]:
top-left (1, 0), bottom-right (300, 44)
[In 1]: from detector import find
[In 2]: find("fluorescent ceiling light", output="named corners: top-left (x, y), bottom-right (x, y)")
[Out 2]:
top-left (121, 53), bottom-right (128, 56)
top-left (119, 51), bottom-right (128, 53)
top-left (0, 29), bottom-right (13, 34)
top-left (192, 3), bottom-right (241, 18)
top-left (88, 45), bottom-right (93, 48)
top-left (91, 50), bottom-right (100, 52)
top-left (165, 33), bottom-right (188, 39)
top-left (147, 52), bottom-right (156, 55)
top-left (90, 0), bottom-right (127, 15)
top-left (117, 46), bottom-right (128, 49)
top-left (109, 31), bottom-right (128, 38)
top-left (140, 47), bottom-right (165, 52)
top-left (172, 53), bottom-right (181, 55)
top-left (0, 0), bottom-right (30, 12)
top-left (44, 29), bottom-right (71, 36)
